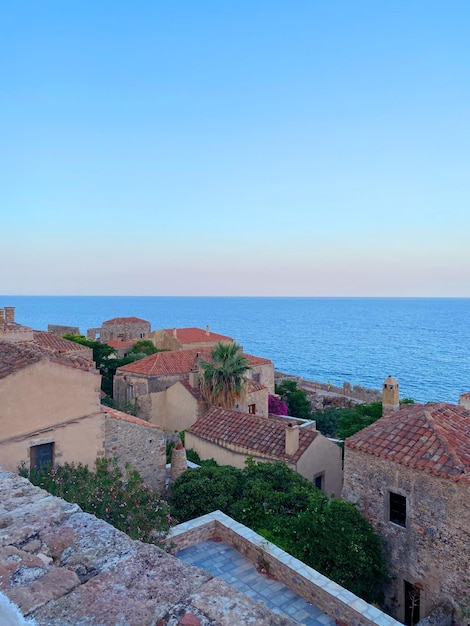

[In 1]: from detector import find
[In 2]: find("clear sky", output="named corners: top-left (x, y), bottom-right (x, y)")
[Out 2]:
top-left (2, 1), bottom-right (469, 296)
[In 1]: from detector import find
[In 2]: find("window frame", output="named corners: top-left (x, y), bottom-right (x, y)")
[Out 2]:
top-left (389, 491), bottom-right (407, 527)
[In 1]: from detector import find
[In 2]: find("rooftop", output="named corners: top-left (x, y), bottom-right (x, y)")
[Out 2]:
top-left (102, 316), bottom-right (149, 326)
top-left (345, 402), bottom-right (470, 482)
top-left (188, 407), bottom-right (318, 463)
top-left (0, 340), bottom-right (94, 380)
top-left (118, 347), bottom-right (272, 377)
top-left (163, 327), bottom-right (233, 344)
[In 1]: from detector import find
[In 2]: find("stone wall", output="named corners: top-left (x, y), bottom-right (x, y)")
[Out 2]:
top-left (170, 511), bottom-right (402, 626)
top-left (275, 371), bottom-right (381, 412)
top-left (342, 449), bottom-right (470, 624)
top-left (47, 324), bottom-right (80, 337)
top-left (104, 415), bottom-right (166, 493)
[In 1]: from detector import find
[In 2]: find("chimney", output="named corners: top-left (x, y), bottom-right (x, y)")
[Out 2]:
top-left (0, 309), bottom-right (4, 325)
top-left (170, 442), bottom-right (188, 483)
top-left (173, 328), bottom-right (177, 338)
top-left (4, 307), bottom-right (15, 323)
top-left (205, 325), bottom-right (210, 336)
top-left (285, 423), bottom-right (300, 456)
top-left (382, 375), bottom-right (400, 416)
top-left (189, 368), bottom-right (200, 388)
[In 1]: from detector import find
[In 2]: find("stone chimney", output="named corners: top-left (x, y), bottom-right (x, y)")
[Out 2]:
top-left (285, 423), bottom-right (300, 456)
top-left (205, 325), bottom-right (210, 336)
top-left (189, 368), bottom-right (200, 388)
top-left (170, 442), bottom-right (188, 483)
top-left (4, 307), bottom-right (15, 323)
top-left (382, 375), bottom-right (400, 415)
top-left (173, 328), bottom-right (177, 338)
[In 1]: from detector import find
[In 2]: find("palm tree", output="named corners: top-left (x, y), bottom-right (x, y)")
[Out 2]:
top-left (199, 342), bottom-right (251, 409)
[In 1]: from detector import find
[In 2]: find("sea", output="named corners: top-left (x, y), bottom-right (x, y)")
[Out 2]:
top-left (2, 296), bottom-right (469, 404)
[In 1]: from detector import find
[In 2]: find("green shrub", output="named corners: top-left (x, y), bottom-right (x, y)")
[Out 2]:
top-left (19, 458), bottom-right (172, 547)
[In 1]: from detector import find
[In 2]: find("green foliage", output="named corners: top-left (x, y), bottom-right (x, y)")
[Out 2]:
top-left (19, 458), bottom-right (172, 547)
top-left (169, 464), bottom-right (245, 523)
top-left (169, 459), bottom-right (387, 602)
top-left (200, 342), bottom-right (251, 408)
top-left (129, 340), bottom-right (158, 356)
top-left (336, 402), bottom-right (382, 439)
top-left (275, 380), bottom-right (313, 420)
top-left (63, 334), bottom-right (116, 370)
top-left (101, 396), bottom-right (141, 416)
top-left (314, 402), bottom-right (383, 439)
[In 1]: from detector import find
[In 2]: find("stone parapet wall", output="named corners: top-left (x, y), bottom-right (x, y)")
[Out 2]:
top-left (170, 511), bottom-right (402, 626)
top-left (275, 371), bottom-right (381, 411)
top-left (0, 471), bottom-right (296, 626)
top-left (48, 324), bottom-right (80, 337)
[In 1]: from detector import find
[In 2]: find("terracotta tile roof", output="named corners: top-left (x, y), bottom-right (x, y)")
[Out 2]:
top-left (459, 391), bottom-right (470, 400)
top-left (188, 407), bottom-right (318, 463)
top-left (346, 402), bottom-right (470, 483)
top-left (179, 378), bottom-right (203, 400)
top-left (117, 348), bottom-right (272, 377)
top-left (32, 331), bottom-right (91, 355)
top-left (107, 340), bottom-right (135, 348)
top-left (102, 317), bottom-right (149, 326)
top-left (247, 380), bottom-right (266, 392)
top-left (0, 340), bottom-right (94, 380)
top-left (101, 405), bottom-right (162, 429)
top-left (163, 327), bottom-right (233, 344)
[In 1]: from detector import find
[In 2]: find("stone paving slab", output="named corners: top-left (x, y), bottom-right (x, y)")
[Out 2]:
top-left (177, 540), bottom-right (335, 626)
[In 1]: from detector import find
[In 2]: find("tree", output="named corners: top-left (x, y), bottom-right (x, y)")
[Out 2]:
top-left (199, 342), bottom-right (251, 408)
top-left (314, 402), bottom-right (383, 439)
top-left (128, 340), bottom-right (158, 356)
top-left (169, 458), bottom-right (387, 603)
top-left (275, 380), bottom-right (313, 420)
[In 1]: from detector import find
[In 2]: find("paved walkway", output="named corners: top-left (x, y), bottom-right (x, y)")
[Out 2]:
top-left (176, 540), bottom-right (335, 626)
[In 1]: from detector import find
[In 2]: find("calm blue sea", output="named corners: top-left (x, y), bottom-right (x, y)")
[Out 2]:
top-left (2, 296), bottom-right (469, 404)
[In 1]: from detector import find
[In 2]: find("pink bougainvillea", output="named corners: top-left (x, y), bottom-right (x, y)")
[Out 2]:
top-left (268, 394), bottom-right (288, 415)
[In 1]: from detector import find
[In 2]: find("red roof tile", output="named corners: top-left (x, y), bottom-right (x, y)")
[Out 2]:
top-left (33, 331), bottom-right (91, 355)
top-left (346, 403), bottom-right (470, 483)
top-left (188, 407), bottom-right (318, 462)
top-left (107, 340), bottom-right (135, 348)
top-left (117, 348), bottom-right (272, 377)
top-left (102, 317), bottom-right (149, 326)
top-left (0, 340), bottom-right (95, 380)
top-left (163, 327), bottom-right (233, 344)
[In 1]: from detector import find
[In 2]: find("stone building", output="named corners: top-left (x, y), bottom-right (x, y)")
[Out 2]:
top-left (342, 399), bottom-right (470, 625)
top-left (0, 328), bottom-right (165, 492)
top-left (113, 347), bottom-right (275, 426)
top-left (87, 316), bottom-right (151, 343)
top-left (186, 408), bottom-right (343, 497)
top-left (149, 326), bottom-right (234, 351)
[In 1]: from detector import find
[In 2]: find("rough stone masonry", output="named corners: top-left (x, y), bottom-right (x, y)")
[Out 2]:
top-left (0, 470), bottom-right (298, 626)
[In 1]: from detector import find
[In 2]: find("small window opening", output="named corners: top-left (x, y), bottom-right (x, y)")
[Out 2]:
top-left (390, 492), bottom-right (407, 527)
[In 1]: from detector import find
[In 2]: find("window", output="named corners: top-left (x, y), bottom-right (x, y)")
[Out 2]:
top-left (30, 443), bottom-right (54, 470)
top-left (127, 384), bottom-right (134, 401)
top-left (314, 473), bottom-right (324, 490)
top-left (248, 404), bottom-right (256, 414)
top-left (389, 492), bottom-right (407, 527)
top-left (252, 373), bottom-right (260, 383)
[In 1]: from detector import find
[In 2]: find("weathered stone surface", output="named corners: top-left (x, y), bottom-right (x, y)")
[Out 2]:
top-left (0, 470), bottom-right (309, 626)
top-left (7, 568), bottom-right (80, 613)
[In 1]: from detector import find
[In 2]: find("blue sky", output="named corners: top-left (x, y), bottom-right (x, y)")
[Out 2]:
top-left (2, 1), bottom-right (469, 296)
